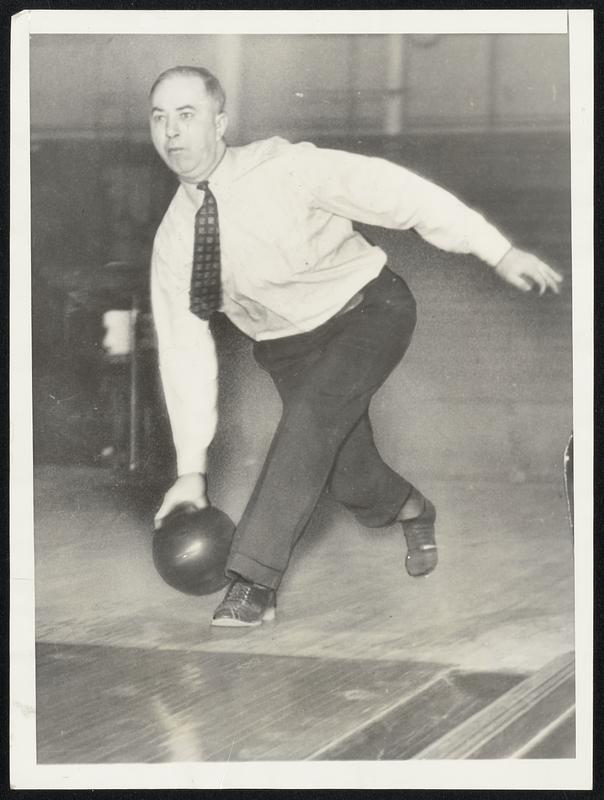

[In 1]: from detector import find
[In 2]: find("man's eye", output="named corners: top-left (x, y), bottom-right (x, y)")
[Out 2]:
top-left (152, 114), bottom-right (166, 123)
top-left (180, 112), bottom-right (193, 120)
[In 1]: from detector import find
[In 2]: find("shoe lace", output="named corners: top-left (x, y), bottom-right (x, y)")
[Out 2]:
top-left (406, 524), bottom-right (436, 549)
top-left (225, 580), bottom-right (254, 604)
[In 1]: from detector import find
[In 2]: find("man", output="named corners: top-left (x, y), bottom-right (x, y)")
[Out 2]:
top-left (149, 66), bottom-right (562, 628)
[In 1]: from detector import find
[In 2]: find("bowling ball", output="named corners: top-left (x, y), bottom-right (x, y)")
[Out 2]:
top-left (152, 503), bottom-right (235, 596)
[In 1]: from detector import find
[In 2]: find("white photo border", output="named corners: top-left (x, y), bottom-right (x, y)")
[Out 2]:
top-left (9, 8), bottom-right (593, 790)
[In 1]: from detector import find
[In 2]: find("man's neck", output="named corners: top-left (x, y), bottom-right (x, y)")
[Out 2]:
top-left (180, 141), bottom-right (227, 187)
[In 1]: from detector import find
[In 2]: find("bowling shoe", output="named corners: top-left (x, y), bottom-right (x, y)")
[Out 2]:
top-left (398, 489), bottom-right (438, 578)
top-left (211, 578), bottom-right (276, 627)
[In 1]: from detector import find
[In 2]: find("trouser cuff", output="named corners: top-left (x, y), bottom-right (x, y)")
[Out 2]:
top-left (226, 551), bottom-right (283, 591)
top-left (347, 480), bottom-right (414, 529)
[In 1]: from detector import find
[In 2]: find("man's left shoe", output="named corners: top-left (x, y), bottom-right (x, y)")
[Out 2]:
top-left (211, 578), bottom-right (276, 627)
top-left (400, 495), bottom-right (438, 578)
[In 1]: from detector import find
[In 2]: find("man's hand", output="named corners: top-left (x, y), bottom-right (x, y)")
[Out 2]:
top-left (154, 473), bottom-right (208, 529)
top-left (494, 247), bottom-right (563, 295)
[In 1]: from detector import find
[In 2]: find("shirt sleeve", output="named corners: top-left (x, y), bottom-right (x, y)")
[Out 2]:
top-left (151, 245), bottom-right (218, 476)
top-left (290, 144), bottom-right (512, 267)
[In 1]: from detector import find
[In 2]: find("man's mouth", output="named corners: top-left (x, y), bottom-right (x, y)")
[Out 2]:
top-left (167, 146), bottom-right (185, 154)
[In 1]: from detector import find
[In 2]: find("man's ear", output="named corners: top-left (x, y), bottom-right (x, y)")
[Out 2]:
top-left (215, 112), bottom-right (228, 141)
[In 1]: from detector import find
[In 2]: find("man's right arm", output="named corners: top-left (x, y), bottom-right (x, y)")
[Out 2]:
top-left (151, 246), bottom-right (218, 522)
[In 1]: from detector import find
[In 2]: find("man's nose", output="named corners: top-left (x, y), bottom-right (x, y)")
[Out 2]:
top-left (165, 116), bottom-right (180, 139)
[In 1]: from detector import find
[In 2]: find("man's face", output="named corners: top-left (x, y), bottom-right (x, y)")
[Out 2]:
top-left (149, 74), bottom-right (228, 183)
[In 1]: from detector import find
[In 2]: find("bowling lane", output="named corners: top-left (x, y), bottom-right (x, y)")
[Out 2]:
top-left (34, 465), bottom-right (573, 674)
top-left (36, 643), bottom-right (453, 762)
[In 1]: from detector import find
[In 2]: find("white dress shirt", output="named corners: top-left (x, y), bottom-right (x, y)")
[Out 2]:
top-left (151, 136), bottom-right (512, 475)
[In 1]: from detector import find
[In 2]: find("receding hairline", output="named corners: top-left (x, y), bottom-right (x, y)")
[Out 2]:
top-left (149, 67), bottom-right (226, 112)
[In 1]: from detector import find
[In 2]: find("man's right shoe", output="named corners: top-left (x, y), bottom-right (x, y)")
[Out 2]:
top-left (211, 578), bottom-right (276, 627)
top-left (400, 495), bottom-right (438, 578)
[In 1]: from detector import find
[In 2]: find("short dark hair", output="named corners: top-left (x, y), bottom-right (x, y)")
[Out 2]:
top-left (149, 66), bottom-right (226, 112)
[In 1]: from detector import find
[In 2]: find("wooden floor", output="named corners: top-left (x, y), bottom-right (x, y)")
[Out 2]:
top-left (39, 640), bottom-right (550, 763)
top-left (32, 455), bottom-right (575, 763)
top-left (34, 466), bottom-right (574, 674)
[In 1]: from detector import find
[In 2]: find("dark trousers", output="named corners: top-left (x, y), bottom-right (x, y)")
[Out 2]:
top-left (226, 267), bottom-right (417, 590)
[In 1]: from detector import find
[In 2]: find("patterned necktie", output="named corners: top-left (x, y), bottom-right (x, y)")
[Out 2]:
top-left (189, 180), bottom-right (222, 320)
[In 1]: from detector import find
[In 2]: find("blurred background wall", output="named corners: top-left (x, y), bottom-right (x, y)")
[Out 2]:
top-left (29, 33), bottom-right (571, 485)
top-left (30, 33), bottom-right (570, 265)
top-left (31, 34), bottom-right (569, 138)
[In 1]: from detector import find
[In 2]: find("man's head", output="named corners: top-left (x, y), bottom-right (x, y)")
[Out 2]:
top-left (149, 67), bottom-right (228, 184)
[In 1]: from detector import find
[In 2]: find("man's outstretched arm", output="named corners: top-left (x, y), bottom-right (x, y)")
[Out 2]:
top-left (151, 247), bottom-right (219, 526)
top-left (290, 144), bottom-right (563, 294)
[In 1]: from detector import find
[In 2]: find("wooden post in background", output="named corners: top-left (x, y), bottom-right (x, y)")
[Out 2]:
top-left (216, 35), bottom-right (243, 140)
top-left (385, 35), bottom-right (405, 136)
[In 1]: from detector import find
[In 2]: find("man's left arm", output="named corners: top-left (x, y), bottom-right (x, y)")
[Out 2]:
top-left (292, 144), bottom-right (563, 295)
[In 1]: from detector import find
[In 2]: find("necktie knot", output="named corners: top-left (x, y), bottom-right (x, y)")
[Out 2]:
top-left (197, 180), bottom-right (210, 192)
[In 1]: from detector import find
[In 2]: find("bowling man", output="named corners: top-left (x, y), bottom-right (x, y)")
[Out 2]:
top-left (149, 66), bottom-right (563, 627)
